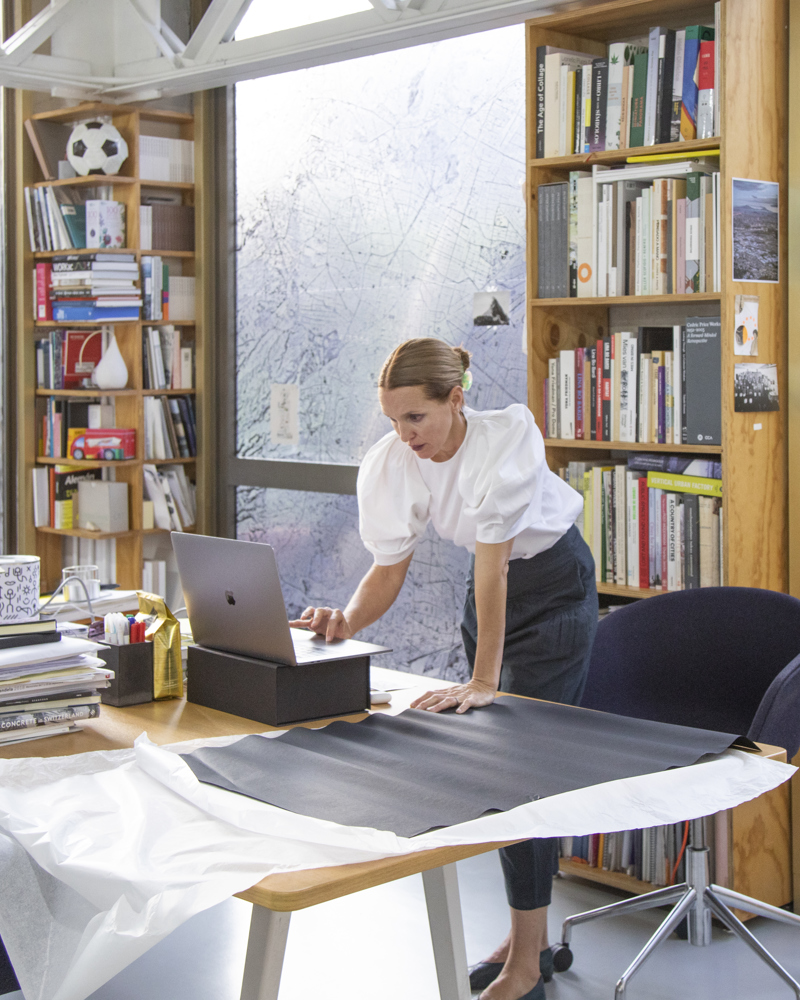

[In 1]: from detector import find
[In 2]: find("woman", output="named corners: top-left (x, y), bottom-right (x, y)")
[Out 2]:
top-left (290, 338), bottom-right (598, 1000)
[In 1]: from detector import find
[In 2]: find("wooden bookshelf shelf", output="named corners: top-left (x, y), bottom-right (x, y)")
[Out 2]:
top-left (37, 526), bottom-right (138, 540)
top-left (559, 859), bottom-right (658, 894)
top-left (150, 457), bottom-right (196, 465)
top-left (531, 293), bottom-right (721, 308)
top-left (597, 582), bottom-right (664, 600)
top-left (530, 137), bottom-right (721, 170)
top-left (140, 179), bottom-right (195, 191)
top-left (142, 388), bottom-right (196, 396)
top-left (35, 457), bottom-right (140, 469)
top-left (33, 248), bottom-right (136, 258)
top-left (545, 439), bottom-right (723, 454)
top-left (35, 388), bottom-right (139, 397)
top-left (31, 104), bottom-right (194, 126)
top-left (32, 176), bottom-right (136, 189)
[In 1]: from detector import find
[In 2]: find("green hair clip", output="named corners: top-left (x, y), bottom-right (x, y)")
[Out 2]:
top-left (461, 370), bottom-right (473, 392)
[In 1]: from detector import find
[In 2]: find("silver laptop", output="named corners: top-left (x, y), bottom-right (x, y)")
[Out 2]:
top-left (172, 533), bottom-right (390, 666)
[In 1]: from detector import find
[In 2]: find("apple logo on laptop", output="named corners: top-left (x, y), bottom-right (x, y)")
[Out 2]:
top-left (225, 590), bottom-right (236, 606)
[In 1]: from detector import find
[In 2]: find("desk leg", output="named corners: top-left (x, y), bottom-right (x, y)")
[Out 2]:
top-left (422, 863), bottom-right (471, 1000)
top-left (240, 905), bottom-right (291, 1000)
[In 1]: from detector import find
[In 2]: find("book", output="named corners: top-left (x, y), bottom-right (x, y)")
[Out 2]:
top-left (696, 40), bottom-right (716, 139)
top-left (60, 204), bottom-right (86, 248)
top-left (670, 31), bottom-right (686, 141)
top-left (646, 471), bottom-right (722, 497)
top-left (656, 30), bottom-right (677, 144)
top-left (575, 173), bottom-right (594, 297)
top-left (544, 51), bottom-right (594, 157)
top-left (0, 632), bottom-right (61, 651)
top-left (680, 26), bottom-right (715, 141)
top-left (0, 618), bottom-right (56, 637)
top-left (559, 349), bottom-right (575, 439)
top-left (589, 58), bottom-right (609, 152)
top-left (86, 200), bottom-right (126, 249)
top-left (683, 317), bottom-right (721, 446)
top-left (643, 27), bottom-right (663, 146)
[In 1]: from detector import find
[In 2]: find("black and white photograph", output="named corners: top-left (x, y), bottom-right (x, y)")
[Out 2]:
top-left (732, 178), bottom-right (779, 283)
top-left (734, 362), bottom-right (780, 412)
top-left (473, 289), bottom-right (511, 325)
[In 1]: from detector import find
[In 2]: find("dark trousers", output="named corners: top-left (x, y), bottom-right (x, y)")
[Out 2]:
top-left (461, 524), bottom-right (598, 910)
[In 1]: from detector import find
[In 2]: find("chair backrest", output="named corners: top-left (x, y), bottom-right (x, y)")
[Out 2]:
top-left (581, 588), bottom-right (800, 750)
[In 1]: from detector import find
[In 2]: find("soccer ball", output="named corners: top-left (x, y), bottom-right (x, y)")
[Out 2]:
top-left (67, 120), bottom-right (129, 176)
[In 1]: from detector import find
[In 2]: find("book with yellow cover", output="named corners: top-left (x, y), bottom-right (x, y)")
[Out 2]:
top-left (645, 471), bottom-right (722, 497)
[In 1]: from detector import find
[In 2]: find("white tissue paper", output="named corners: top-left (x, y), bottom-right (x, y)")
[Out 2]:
top-left (0, 725), bottom-right (793, 1000)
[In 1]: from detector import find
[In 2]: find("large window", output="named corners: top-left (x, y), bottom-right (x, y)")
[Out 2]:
top-left (234, 25), bottom-right (527, 678)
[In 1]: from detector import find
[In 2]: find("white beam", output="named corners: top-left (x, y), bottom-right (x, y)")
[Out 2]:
top-left (181, 0), bottom-right (255, 64)
top-left (123, 0), bottom-right (182, 63)
top-left (1, 0), bottom-right (82, 66)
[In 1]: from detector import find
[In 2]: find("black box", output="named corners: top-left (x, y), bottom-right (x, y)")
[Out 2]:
top-left (187, 644), bottom-right (371, 726)
top-left (97, 641), bottom-right (154, 707)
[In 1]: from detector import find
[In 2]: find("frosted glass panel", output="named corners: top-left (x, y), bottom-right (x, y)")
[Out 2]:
top-left (237, 487), bottom-right (470, 680)
top-left (235, 25), bottom-right (527, 465)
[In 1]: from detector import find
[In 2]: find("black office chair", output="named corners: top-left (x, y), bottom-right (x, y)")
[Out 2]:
top-left (552, 587), bottom-right (800, 999)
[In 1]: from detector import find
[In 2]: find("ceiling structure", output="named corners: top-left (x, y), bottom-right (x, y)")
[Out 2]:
top-left (0, 0), bottom-right (578, 102)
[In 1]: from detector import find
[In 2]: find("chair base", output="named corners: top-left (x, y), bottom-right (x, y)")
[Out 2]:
top-left (553, 822), bottom-right (800, 998)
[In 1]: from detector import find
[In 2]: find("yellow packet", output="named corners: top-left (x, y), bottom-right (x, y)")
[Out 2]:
top-left (137, 591), bottom-right (183, 700)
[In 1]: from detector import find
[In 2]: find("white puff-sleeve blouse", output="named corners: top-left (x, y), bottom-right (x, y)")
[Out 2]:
top-left (357, 404), bottom-right (582, 565)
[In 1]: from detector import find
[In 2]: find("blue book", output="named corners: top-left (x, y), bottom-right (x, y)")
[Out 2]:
top-left (52, 304), bottom-right (139, 321)
top-left (680, 26), bottom-right (714, 140)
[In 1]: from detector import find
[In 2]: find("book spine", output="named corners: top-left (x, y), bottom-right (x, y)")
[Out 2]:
top-left (590, 346), bottom-right (598, 441)
top-left (590, 59), bottom-right (609, 152)
top-left (670, 30), bottom-right (686, 141)
top-left (575, 347), bottom-right (584, 440)
top-left (680, 26), bottom-right (714, 141)
top-left (605, 43), bottom-right (626, 151)
top-left (559, 349), bottom-right (575, 439)
top-left (638, 480), bottom-right (649, 588)
top-left (568, 172), bottom-right (579, 296)
top-left (657, 30), bottom-right (676, 145)
top-left (684, 493), bottom-right (700, 588)
top-left (644, 27), bottom-right (661, 146)
top-left (658, 361), bottom-right (666, 443)
top-left (35, 262), bottom-right (52, 321)
top-left (685, 173), bottom-right (701, 293)
top-left (602, 337), bottom-right (611, 441)
top-left (535, 46), bottom-right (547, 159)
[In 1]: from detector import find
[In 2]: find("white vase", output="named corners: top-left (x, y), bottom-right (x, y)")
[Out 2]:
top-left (93, 331), bottom-right (128, 389)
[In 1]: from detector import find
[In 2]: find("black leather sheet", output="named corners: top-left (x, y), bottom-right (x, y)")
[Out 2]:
top-left (181, 697), bottom-right (750, 837)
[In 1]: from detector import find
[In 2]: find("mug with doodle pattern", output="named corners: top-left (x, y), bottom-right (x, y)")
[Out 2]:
top-left (0, 555), bottom-right (40, 622)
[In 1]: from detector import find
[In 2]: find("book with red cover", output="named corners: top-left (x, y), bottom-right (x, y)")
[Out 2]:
top-left (595, 344), bottom-right (603, 441)
top-left (35, 262), bottom-right (52, 322)
top-left (638, 478), bottom-right (649, 589)
top-left (62, 330), bottom-right (102, 389)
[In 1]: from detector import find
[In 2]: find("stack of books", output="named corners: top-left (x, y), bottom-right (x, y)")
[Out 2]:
top-left (560, 816), bottom-right (721, 887)
top-left (538, 162), bottom-right (720, 298)
top-left (35, 327), bottom-right (102, 388)
top-left (0, 623), bottom-right (113, 747)
top-left (143, 463), bottom-right (196, 531)
top-left (535, 8), bottom-right (720, 157)
top-left (544, 321), bottom-right (721, 446)
top-left (47, 253), bottom-right (141, 322)
top-left (558, 453), bottom-right (723, 591)
top-left (140, 203), bottom-right (195, 252)
top-left (143, 395), bottom-right (197, 460)
top-left (142, 326), bottom-right (194, 390)
top-left (139, 135), bottom-right (195, 183)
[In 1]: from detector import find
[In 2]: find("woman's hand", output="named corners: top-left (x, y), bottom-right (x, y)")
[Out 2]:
top-left (288, 607), bottom-right (353, 642)
top-left (410, 678), bottom-right (496, 714)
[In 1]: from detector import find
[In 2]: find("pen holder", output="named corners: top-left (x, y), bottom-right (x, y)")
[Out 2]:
top-left (97, 640), bottom-right (154, 707)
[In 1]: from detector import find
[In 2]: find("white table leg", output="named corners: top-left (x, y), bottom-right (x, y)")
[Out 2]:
top-left (240, 905), bottom-right (291, 1000)
top-left (422, 863), bottom-right (471, 1000)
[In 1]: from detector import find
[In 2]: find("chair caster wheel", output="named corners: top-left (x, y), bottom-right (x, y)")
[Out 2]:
top-left (550, 943), bottom-right (573, 973)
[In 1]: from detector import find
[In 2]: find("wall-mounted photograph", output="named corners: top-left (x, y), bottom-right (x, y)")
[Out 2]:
top-left (731, 178), bottom-right (779, 283)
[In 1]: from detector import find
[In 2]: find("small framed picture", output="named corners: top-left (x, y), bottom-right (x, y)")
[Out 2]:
top-left (734, 363), bottom-right (779, 412)
top-left (473, 290), bottom-right (510, 326)
top-left (731, 179), bottom-right (779, 283)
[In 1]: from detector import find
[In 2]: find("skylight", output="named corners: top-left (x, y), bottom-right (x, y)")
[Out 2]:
top-left (236, 0), bottom-right (373, 40)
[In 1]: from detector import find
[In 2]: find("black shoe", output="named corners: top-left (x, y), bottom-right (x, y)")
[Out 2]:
top-left (469, 961), bottom-right (503, 992)
top-left (469, 949), bottom-right (553, 992)
top-left (478, 977), bottom-right (545, 1000)
top-left (539, 946), bottom-right (554, 983)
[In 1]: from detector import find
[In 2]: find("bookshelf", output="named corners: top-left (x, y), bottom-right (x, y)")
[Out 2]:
top-left (13, 99), bottom-right (207, 594)
top-left (525, 0), bottom-right (787, 604)
top-left (525, 0), bottom-right (789, 908)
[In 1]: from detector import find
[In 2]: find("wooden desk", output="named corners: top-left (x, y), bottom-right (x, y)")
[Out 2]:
top-left (0, 686), bottom-right (788, 1000)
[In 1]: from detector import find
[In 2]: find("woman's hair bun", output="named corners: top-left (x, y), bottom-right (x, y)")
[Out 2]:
top-left (454, 346), bottom-right (471, 371)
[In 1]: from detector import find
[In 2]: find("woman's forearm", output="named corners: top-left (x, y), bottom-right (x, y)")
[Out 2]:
top-left (471, 539), bottom-right (514, 690)
top-left (345, 555), bottom-right (412, 634)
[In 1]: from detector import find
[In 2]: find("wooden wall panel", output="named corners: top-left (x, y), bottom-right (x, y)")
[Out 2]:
top-left (720, 0), bottom-right (789, 590)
